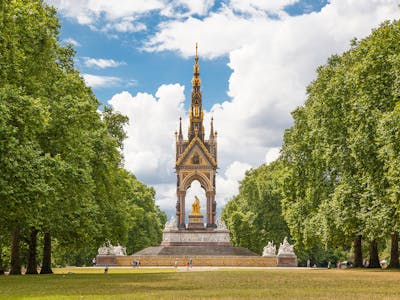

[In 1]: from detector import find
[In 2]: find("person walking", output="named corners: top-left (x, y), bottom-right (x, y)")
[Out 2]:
top-left (174, 258), bottom-right (178, 268)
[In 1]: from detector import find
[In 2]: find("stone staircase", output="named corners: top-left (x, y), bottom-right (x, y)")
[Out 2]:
top-left (133, 245), bottom-right (258, 256)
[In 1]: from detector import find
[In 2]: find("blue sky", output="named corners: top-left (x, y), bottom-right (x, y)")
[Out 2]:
top-left (48, 0), bottom-right (400, 216)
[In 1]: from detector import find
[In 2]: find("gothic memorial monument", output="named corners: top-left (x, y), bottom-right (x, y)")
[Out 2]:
top-left (98, 45), bottom-right (294, 267)
top-left (175, 43), bottom-right (217, 230)
top-left (159, 44), bottom-right (232, 246)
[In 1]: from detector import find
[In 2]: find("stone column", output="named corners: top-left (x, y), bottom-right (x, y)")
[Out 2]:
top-left (206, 191), bottom-right (211, 226)
top-left (206, 191), bottom-right (216, 228)
top-left (177, 190), bottom-right (186, 229)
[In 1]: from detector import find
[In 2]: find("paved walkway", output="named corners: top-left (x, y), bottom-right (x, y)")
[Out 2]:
top-left (87, 266), bottom-right (323, 272)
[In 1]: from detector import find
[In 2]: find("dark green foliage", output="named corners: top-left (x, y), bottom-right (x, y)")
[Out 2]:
top-left (122, 170), bottom-right (167, 254)
top-left (222, 160), bottom-right (290, 255)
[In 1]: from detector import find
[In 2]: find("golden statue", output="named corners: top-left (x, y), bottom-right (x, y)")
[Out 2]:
top-left (191, 196), bottom-right (201, 215)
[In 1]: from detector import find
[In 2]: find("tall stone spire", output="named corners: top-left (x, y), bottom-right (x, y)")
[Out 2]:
top-left (178, 117), bottom-right (183, 140)
top-left (188, 43), bottom-right (204, 141)
top-left (192, 43), bottom-right (201, 90)
top-left (209, 117), bottom-right (214, 140)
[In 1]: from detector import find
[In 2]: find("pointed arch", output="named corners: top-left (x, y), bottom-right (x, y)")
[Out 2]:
top-left (181, 171), bottom-right (212, 192)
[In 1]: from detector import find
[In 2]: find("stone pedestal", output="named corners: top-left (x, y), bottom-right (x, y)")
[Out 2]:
top-left (161, 228), bottom-right (231, 246)
top-left (96, 242), bottom-right (127, 266)
top-left (96, 255), bottom-right (117, 266)
top-left (276, 237), bottom-right (297, 267)
top-left (188, 213), bottom-right (205, 230)
top-left (277, 254), bottom-right (297, 267)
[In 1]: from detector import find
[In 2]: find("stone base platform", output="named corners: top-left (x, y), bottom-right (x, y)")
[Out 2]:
top-left (99, 245), bottom-right (276, 267)
top-left (96, 245), bottom-right (277, 267)
top-left (115, 254), bottom-right (277, 267)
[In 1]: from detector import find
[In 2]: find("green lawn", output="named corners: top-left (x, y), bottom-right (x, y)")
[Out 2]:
top-left (1, 268), bottom-right (400, 299)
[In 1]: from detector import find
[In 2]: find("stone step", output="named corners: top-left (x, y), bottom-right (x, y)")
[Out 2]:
top-left (115, 255), bottom-right (277, 267)
top-left (132, 245), bottom-right (259, 256)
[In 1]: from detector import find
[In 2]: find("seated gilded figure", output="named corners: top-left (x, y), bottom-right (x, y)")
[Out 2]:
top-left (191, 196), bottom-right (202, 215)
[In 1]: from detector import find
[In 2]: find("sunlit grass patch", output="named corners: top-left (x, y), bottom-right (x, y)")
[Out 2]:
top-left (52, 267), bottom-right (177, 274)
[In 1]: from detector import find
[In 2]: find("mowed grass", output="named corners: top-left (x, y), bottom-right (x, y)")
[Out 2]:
top-left (1, 267), bottom-right (400, 299)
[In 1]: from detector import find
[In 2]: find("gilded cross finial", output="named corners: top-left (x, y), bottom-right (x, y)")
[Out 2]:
top-left (195, 43), bottom-right (199, 63)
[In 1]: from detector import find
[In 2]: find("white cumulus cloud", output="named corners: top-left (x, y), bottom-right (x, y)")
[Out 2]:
top-left (229, 0), bottom-right (299, 16)
top-left (63, 37), bottom-right (81, 47)
top-left (216, 161), bottom-right (252, 206)
top-left (46, 0), bottom-right (164, 22)
top-left (46, 0), bottom-right (215, 33)
top-left (108, 84), bottom-right (186, 184)
top-left (83, 58), bottom-right (126, 69)
top-left (265, 147), bottom-right (281, 165)
top-left (82, 74), bottom-right (122, 88)
top-left (162, 0), bottom-right (215, 18)
top-left (46, 0), bottom-right (162, 33)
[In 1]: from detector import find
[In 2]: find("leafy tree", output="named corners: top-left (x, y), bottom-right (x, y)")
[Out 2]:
top-left (222, 160), bottom-right (290, 254)
top-left (0, 0), bottom-right (167, 274)
top-left (121, 170), bottom-right (166, 254)
top-left (0, 86), bottom-right (51, 274)
top-left (282, 20), bottom-right (400, 268)
top-left (378, 102), bottom-right (400, 268)
top-left (0, 0), bottom-right (61, 275)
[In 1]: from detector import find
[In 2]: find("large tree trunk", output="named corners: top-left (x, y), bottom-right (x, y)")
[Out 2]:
top-left (353, 235), bottom-right (363, 268)
top-left (388, 232), bottom-right (400, 269)
top-left (9, 228), bottom-right (21, 275)
top-left (368, 239), bottom-right (381, 269)
top-left (40, 232), bottom-right (53, 274)
top-left (25, 229), bottom-right (38, 274)
top-left (0, 245), bottom-right (4, 275)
